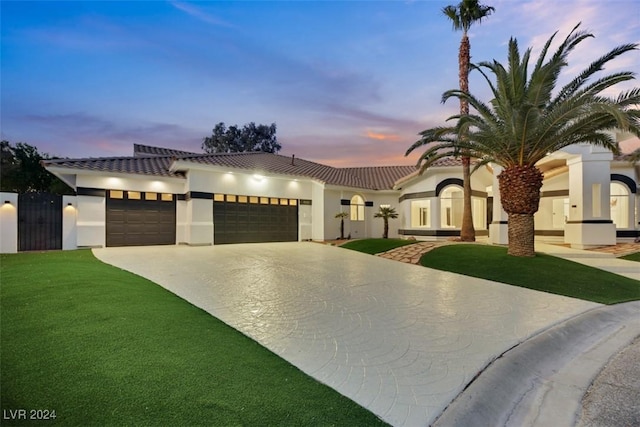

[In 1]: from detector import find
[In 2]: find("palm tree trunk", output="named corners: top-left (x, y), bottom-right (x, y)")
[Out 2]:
top-left (459, 33), bottom-right (475, 242)
top-left (340, 219), bottom-right (345, 239)
top-left (383, 219), bottom-right (389, 239)
top-left (507, 214), bottom-right (535, 256)
top-left (460, 156), bottom-right (475, 241)
top-left (498, 165), bottom-right (543, 257)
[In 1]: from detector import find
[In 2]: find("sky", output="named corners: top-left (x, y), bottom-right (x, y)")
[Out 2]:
top-left (1, 0), bottom-right (639, 167)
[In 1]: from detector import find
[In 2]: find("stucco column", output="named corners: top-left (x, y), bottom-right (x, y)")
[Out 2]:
top-left (0, 193), bottom-right (18, 253)
top-left (489, 165), bottom-right (509, 245)
top-left (62, 196), bottom-right (78, 250)
top-left (564, 146), bottom-right (616, 249)
top-left (186, 195), bottom-right (213, 245)
top-left (76, 194), bottom-right (106, 248)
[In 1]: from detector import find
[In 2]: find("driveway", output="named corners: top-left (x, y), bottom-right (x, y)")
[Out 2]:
top-left (93, 242), bottom-right (599, 426)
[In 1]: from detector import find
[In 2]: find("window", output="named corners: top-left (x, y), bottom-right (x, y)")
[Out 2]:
top-left (109, 190), bottom-right (124, 199)
top-left (145, 192), bottom-right (158, 201)
top-left (411, 200), bottom-right (431, 227)
top-left (440, 186), bottom-right (463, 228)
top-left (350, 195), bottom-right (365, 221)
top-left (128, 191), bottom-right (141, 200)
top-left (610, 182), bottom-right (629, 228)
top-left (214, 194), bottom-right (225, 202)
top-left (161, 193), bottom-right (173, 202)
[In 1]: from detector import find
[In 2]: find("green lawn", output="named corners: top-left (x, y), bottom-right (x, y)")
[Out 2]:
top-left (620, 251), bottom-right (640, 262)
top-left (1, 250), bottom-right (386, 426)
top-left (340, 238), bottom-right (417, 254)
top-left (419, 244), bottom-right (640, 305)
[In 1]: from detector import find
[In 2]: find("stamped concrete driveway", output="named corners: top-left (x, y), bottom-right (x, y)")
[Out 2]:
top-left (94, 242), bottom-right (599, 426)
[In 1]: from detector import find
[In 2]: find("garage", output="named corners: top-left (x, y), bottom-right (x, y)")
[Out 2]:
top-left (106, 190), bottom-right (176, 247)
top-left (214, 194), bottom-right (298, 244)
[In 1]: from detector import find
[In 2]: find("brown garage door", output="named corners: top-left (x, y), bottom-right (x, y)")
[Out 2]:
top-left (214, 195), bottom-right (298, 244)
top-left (106, 190), bottom-right (176, 247)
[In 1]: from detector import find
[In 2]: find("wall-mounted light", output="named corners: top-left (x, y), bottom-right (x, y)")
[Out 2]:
top-left (4, 200), bottom-right (11, 204)
top-left (380, 204), bottom-right (391, 209)
top-left (67, 203), bottom-right (73, 207)
top-left (253, 174), bottom-right (264, 181)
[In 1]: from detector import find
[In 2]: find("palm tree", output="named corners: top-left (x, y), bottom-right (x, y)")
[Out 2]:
top-left (442, 0), bottom-right (495, 242)
top-left (407, 24), bottom-right (640, 257)
top-left (374, 206), bottom-right (399, 239)
top-left (335, 211), bottom-right (349, 239)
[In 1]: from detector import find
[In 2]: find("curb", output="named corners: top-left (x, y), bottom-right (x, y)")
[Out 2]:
top-left (432, 300), bottom-right (640, 427)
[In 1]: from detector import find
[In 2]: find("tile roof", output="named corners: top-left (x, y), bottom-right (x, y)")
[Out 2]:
top-left (42, 156), bottom-right (186, 178)
top-left (43, 144), bottom-right (453, 190)
top-left (340, 166), bottom-right (418, 190)
top-left (133, 143), bottom-right (198, 157)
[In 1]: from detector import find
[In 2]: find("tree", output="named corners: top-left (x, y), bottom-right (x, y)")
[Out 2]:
top-left (406, 24), bottom-right (640, 257)
top-left (374, 206), bottom-right (399, 239)
top-left (442, 0), bottom-right (495, 242)
top-left (0, 140), bottom-right (72, 194)
top-left (335, 211), bottom-right (349, 240)
top-left (202, 122), bottom-right (281, 154)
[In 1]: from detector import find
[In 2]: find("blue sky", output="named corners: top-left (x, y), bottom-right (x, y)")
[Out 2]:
top-left (2, 1), bottom-right (639, 166)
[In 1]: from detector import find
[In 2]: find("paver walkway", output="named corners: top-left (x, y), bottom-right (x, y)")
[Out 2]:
top-left (94, 242), bottom-right (598, 427)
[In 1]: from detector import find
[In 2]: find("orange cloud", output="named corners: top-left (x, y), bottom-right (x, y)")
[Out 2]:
top-left (365, 130), bottom-right (401, 142)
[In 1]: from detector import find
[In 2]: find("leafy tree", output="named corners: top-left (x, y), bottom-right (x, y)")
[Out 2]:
top-left (406, 24), bottom-right (640, 257)
top-left (374, 206), bottom-right (399, 239)
top-left (335, 211), bottom-right (349, 240)
top-left (0, 140), bottom-right (72, 194)
top-left (442, 0), bottom-right (495, 242)
top-left (202, 122), bottom-right (281, 154)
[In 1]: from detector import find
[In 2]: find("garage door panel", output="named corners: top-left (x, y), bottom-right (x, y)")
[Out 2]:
top-left (106, 195), bottom-right (176, 247)
top-left (214, 200), bottom-right (297, 244)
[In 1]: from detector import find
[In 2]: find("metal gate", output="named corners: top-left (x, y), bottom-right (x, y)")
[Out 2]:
top-left (18, 193), bottom-right (62, 251)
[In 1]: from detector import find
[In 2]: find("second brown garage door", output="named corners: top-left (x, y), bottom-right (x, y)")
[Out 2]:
top-left (106, 190), bottom-right (176, 247)
top-left (214, 196), bottom-right (298, 244)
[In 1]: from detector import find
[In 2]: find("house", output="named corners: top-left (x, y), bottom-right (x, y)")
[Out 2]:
top-left (0, 135), bottom-right (638, 253)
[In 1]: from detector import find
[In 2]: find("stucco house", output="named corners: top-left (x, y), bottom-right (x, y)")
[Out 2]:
top-left (0, 134), bottom-right (638, 253)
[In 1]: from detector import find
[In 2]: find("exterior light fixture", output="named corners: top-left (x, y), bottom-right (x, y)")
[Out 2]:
top-left (4, 200), bottom-right (11, 204)
top-left (253, 174), bottom-right (264, 181)
top-left (380, 204), bottom-right (391, 209)
top-left (67, 203), bottom-right (73, 206)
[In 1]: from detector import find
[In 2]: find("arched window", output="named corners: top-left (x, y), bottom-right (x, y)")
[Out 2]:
top-left (610, 182), bottom-right (629, 228)
top-left (350, 195), bottom-right (365, 221)
top-left (440, 186), bottom-right (463, 228)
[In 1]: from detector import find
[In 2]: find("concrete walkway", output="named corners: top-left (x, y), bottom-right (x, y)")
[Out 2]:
top-left (94, 242), bottom-right (601, 426)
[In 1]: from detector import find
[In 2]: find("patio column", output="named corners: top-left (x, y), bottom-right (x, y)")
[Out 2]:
top-left (564, 145), bottom-right (616, 249)
top-left (489, 165), bottom-right (508, 245)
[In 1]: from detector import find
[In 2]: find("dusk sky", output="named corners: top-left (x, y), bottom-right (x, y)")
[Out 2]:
top-left (2, 1), bottom-right (639, 167)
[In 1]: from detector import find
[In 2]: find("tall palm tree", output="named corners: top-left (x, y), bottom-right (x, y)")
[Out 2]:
top-left (442, 0), bottom-right (495, 242)
top-left (374, 206), bottom-right (399, 239)
top-left (407, 24), bottom-right (640, 257)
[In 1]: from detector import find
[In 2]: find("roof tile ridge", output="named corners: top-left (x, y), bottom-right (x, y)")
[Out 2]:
top-left (134, 143), bottom-right (199, 154)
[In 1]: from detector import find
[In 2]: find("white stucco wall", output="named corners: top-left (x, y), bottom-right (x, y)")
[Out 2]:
top-left (77, 173), bottom-right (185, 195)
top-left (311, 181), bottom-right (325, 241)
top-left (76, 195), bottom-right (106, 248)
top-left (0, 193), bottom-right (18, 253)
top-left (62, 196), bottom-right (78, 250)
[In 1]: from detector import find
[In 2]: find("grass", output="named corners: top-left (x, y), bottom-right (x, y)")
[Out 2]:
top-left (340, 238), bottom-right (417, 254)
top-left (620, 251), bottom-right (640, 262)
top-left (419, 244), bottom-right (640, 305)
top-left (1, 250), bottom-right (386, 426)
